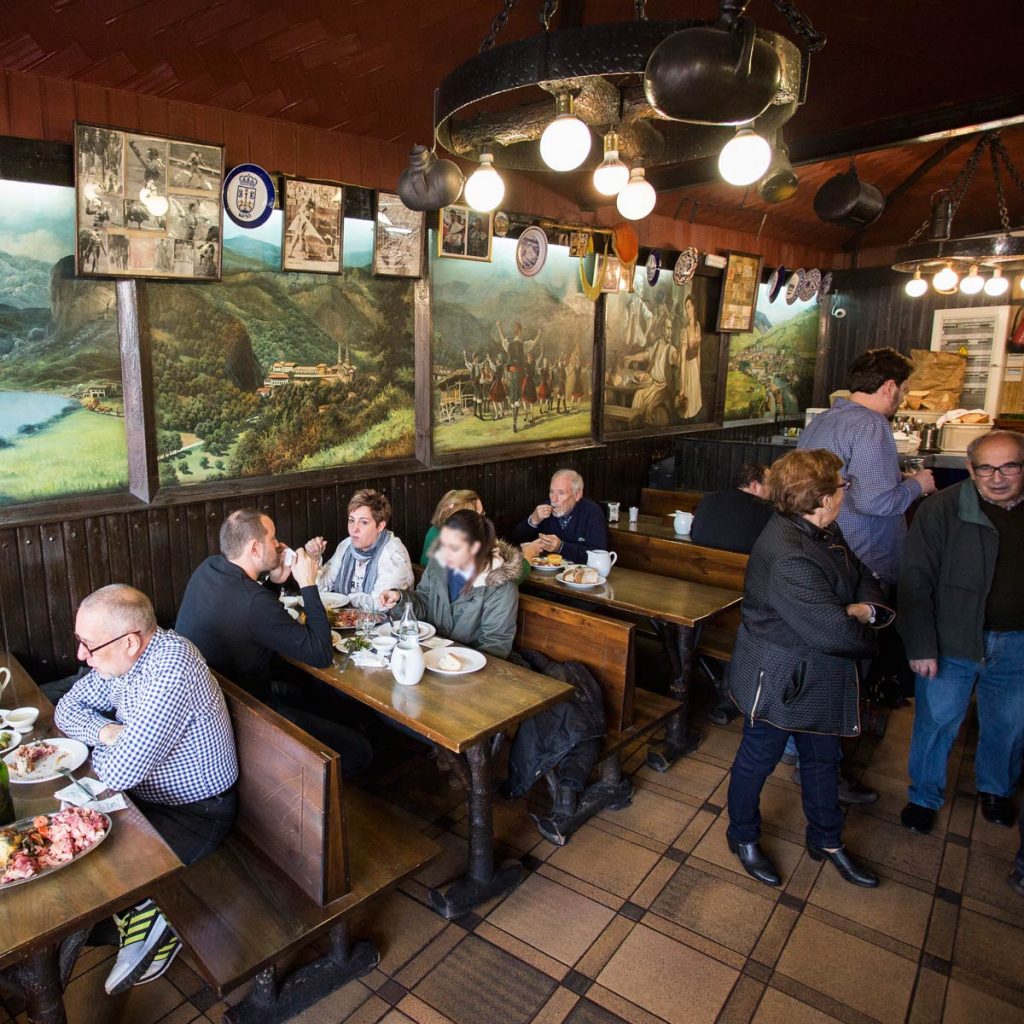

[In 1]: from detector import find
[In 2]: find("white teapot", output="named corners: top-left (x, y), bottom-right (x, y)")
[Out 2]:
top-left (390, 639), bottom-right (425, 686)
top-left (586, 549), bottom-right (618, 577)
top-left (673, 510), bottom-right (694, 535)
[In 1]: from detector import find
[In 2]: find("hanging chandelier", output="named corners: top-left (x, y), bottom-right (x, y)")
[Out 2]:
top-left (398, 0), bottom-right (825, 216)
top-left (892, 131), bottom-right (1024, 297)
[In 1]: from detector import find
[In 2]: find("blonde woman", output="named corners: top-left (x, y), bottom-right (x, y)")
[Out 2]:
top-left (421, 490), bottom-right (483, 566)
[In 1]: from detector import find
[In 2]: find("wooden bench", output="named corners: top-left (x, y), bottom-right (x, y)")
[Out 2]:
top-left (639, 487), bottom-right (703, 517)
top-left (159, 675), bottom-right (439, 1024)
top-left (610, 531), bottom-right (748, 664)
top-left (514, 594), bottom-right (680, 845)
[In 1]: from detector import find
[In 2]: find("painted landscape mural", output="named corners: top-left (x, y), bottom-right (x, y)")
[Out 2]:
top-left (430, 236), bottom-right (595, 455)
top-left (603, 268), bottom-right (721, 434)
top-left (149, 212), bottom-right (415, 486)
top-left (724, 283), bottom-right (819, 420)
top-left (0, 180), bottom-right (127, 505)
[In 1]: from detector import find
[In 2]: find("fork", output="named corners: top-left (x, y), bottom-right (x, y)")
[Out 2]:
top-left (56, 768), bottom-right (96, 804)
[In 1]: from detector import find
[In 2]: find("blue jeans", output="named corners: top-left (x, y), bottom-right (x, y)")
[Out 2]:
top-left (728, 719), bottom-right (844, 849)
top-left (907, 630), bottom-right (1024, 810)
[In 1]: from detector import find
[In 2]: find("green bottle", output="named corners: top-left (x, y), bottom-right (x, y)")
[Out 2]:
top-left (0, 758), bottom-right (15, 826)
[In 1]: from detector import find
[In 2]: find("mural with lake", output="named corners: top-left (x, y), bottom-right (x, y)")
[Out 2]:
top-left (0, 180), bottom-right (127, 505)
top-left (147, 212), bottom-right (415, 486)
top-left (430, 236), bottom-right (595, 455)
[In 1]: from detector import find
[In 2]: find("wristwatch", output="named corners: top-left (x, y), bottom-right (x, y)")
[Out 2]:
top-left (867, 606), bottom-right (877, 625)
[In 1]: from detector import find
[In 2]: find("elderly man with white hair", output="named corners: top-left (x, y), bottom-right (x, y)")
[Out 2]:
top-left (56, 584), bottom-right (238, 995)
top-left (511, 468), bottom-right (608, 565)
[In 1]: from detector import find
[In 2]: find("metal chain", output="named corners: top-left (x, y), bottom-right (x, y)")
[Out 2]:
top-left (990, 143), bottom-right (1011, 234)
top-left (992, 134), bottom-right (1024, 198)
top-left (769, 0), bottom-right (827, 52)
top-left (479, 0), bottom-right (518, 52)
top-left (540, 0), bottom-right (559, 31)
top-left (634, 0), bottom-right (647, 21)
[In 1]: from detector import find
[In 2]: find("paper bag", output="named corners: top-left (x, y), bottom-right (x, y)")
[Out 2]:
top-left (900, 349), bottom-right (966, 412)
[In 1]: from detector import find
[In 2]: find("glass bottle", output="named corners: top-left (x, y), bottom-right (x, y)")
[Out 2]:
top-left (396, 596), bottom-right (419, 643)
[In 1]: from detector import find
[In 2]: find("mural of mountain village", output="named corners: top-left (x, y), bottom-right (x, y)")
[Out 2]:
top-left (148, 214), bottom-right (415, 485)
top-left (0, 181), bottom-right (126, 505)
top-left (724, 285), bottom-right (820, 420)
top-left (431, 237), bottom-right (595, 454)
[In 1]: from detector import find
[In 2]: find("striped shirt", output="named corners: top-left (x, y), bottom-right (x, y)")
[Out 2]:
top-left (55, 629), bottom-right (238, 806)
top-left (798, 397), bottom-right (922, 584)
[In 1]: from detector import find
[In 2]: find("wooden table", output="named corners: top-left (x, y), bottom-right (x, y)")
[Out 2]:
top-left (286, 649), bottom-right (572, 919)
top-left (0, 655), bottom-right (183, 1024)
top-left (610, 513), bottom-right (692, 544)
top-left (524, 567), bottom-right (742, 772)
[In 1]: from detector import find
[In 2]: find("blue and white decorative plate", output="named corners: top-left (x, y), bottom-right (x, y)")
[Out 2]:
top-left (673, 246), bottom-right (699, 286)
top-left (646, 249), bottom-right (661, 286)
top-left (223, 163), bottom-right (276, 228)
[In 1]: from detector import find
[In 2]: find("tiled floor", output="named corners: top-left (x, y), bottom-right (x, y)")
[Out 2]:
top-left (4, 701), bottom-right (1023, 1024)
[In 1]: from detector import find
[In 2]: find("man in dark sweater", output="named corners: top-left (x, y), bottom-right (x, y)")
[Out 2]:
top-left (176, 508), bottom-right (371, 775)
top-left (899, 430), bottom-right (1024, 836)
top-left (691, 463), bottom-right (773, 553)
top-left (512, 468), bottom-right (608, 565)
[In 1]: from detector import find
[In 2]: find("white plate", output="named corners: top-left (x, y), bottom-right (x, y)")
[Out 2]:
top-left (376, 621), bottom-right (437, 642)
top-left (423, 647), bottom-right (486, 675)
top-left (0, 729), bottom-right (20, 754)
top-left (4, 738), bottom-right (89, 784)
top-left (529, 560), bottom-right (571, 574)
top-left (557, 571), bottom-right (607, 589)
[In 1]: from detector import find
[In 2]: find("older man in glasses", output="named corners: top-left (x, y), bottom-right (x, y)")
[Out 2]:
top-left (55, 584), bottom-right (238, 994)
top-left (899, 430), bottom-right (1024, 837)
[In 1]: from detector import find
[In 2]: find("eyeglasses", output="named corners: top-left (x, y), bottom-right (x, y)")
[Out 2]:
top-left (74, 630), bottom-right (140, 656)
top-left (971, 461), bottom-right (1023, 479)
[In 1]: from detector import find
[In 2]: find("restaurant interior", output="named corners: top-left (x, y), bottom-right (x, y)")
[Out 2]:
top-left (0, 1), bottom-right (1022, 1022)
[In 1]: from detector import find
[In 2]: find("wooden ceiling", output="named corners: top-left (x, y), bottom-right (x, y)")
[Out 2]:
top-left (0, 0), bottom-right (1021, 252)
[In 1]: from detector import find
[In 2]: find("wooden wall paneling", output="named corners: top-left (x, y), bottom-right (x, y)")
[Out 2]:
top-left (295, 125), bottom-right (319, 180)
top-left (7, 73), bottom-right (44, 140)
top-left (316, 130), bottom-right (343, 181)
top-left (191, 103), bottom-right (225, 148)
top-left (17, 525), bottom-right (54, 672)
top-left (105, 513), bottom-right (134, 588)
top-left (204, 500), bottom-right (226, 558)
top-left (166, 100), bottom-right (196, 141)
top-left (0, 529), bottom-right (28, 660)
top-left (40, 525), bottom-right (74, 668)
top-left (146, 508), bottom-right (175, 626)
top-left (59, 520), bottom-right (92, 641)
top-left (127, 510), bottom-right (153, 596)
top-left (0, 72), bottom-right (11, 137)
top-left (136, 94), bottom-right (170, 137)
top-left (105, 88), bottom-right (140, 133)
top-left (358, 136), bottom-right (381, 191)
top-left (247, 115), bottom-right (276, 172)
top-left (186, 504), bottom-right (209, 577)
top-left (221, 109), bottom-right (250, 168)
top-left (73, 82), bottom-right (109, 126)
top-left (272, 120), bottom-right (297, 175)
top-left (41, 76), bottom-right (76, 144)
top-left (82, 517), bottom-right (110, 592)
top-left (166, 507), bottom-right (194, 612)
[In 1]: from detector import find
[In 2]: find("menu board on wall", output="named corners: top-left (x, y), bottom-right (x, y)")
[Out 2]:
top-left (716, 251), bottom-right (762, 333)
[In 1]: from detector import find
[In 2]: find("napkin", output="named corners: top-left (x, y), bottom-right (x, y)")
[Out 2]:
top-left (422, 637), bottom-right (454, 649)
top-left (55, 776), bottom-right (128, 813)
top-left (351, 651), bottom-right (387, 668)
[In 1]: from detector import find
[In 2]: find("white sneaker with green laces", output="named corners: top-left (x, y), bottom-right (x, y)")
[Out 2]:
top-left (104, 899), bottom-right (174, 995)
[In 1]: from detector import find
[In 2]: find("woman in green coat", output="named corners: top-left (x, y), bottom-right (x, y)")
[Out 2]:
top-left (386, 510), bottom-right (522, 658)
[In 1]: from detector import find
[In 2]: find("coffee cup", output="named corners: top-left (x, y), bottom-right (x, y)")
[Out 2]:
top-left (372, 635), bottom-right (399, 658)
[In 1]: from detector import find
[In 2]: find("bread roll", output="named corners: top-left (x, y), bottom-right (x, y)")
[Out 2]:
top-left (438, 653), bottom-right (462, 671)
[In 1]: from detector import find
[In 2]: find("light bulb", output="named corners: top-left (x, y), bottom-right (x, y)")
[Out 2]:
top-left (539, 94), bottom-right (591, 172)
top-left (464, 153), bottom-right (504, 212)
top-left (932, 265), bottom-right (959, 292)
top-left (905, 270), bottom-right (927, 297)
top-left (960, 265), bottom-right (984, 295)
top-left (616, 167), bottom-right (657, 220)
top-left (718, 129), bottom-right (772, 186)
top-left (984, 266), bottom-right (1009, 296)
top-left (593, 132), bottom-right (630, 196)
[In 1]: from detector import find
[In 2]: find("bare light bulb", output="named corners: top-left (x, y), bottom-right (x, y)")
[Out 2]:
top-left (932, 265), bottom-right (959, 292)
top-left (593, 132), bottom-right (630, 196)
top-left (616, 167), bottom-right (657, 220)
top-left (718, 129), bottom-right (772, 186)
top-left (539, 94), bottom-right (592, 172)
top-left (464, 153), bottom-right (505, 213)
top-left (905, 270), bottom-right (927, 297)
top-left (959, 265), bottom-right (984, 295)
top-left (984, 266), bottom-right (1009, 296)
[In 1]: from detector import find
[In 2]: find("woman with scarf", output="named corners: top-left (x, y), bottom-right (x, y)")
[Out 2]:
top-left (307, 489), bottom-right (414, 610)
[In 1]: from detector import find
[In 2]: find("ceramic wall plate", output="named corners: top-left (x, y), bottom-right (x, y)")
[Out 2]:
top-left (223, 163), bottom-right (276, 229)
top-left (673, 246), bottom-right (699, 286)
top-left (766, 266), bottom-right (783, 302)
top-left (785, 270), bottom-right (802, 304)
top-left (493, 211), bottom-right (509, 237)
top-left (798, 268), bottom-right (821, 301)
top-left (817, 270), bottom-right (833, 301)
top-left (646, 249), bottom-right (661, 286)
top-left (516, 226), bottom-right (548, 277)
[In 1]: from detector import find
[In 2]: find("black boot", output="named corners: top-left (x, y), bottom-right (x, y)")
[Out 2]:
top-left (551, 782), bottom-right (578, 819)
top-left (807, 845), bottom-right (879, 887)
top-left (727, 836), bottom-right (781, 887)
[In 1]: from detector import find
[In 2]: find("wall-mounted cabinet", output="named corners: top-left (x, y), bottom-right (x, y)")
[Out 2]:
top-left (929, 305), bottom-right (1013, 416)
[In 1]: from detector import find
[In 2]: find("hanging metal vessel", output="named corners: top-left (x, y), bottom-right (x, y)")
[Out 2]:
top-left (813, 170), bottom-right (884, 228)
top-left (397, 145), bottom-right (465, 212)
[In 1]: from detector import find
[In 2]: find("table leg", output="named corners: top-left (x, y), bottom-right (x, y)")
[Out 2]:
top-left (427, 740), bottom-right (525, 919)
top-left (647, 622), bottom-right (702, 772)
top-left (14, 948), bottom-right (66, 1024)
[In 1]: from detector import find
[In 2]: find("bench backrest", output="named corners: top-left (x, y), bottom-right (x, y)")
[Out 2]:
top-left (515, 593), bottom-right (635, 733)
top-left (214, 673), bottom-right (348, 906)
top-left (640, 487), bottom-right (702, 517)
top-left (611, 531), bottom-right (748, 592)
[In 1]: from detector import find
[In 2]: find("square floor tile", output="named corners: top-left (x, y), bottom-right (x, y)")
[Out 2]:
top-left (775, 915), bottom-right (917, 1024)
top-left (751, 986), bottom-right (844, 1023)
top-left (649, 863), bottom-right (775, 956)
top-left (839, 813), bottom-right (944, 882)
top-left (487, 872), bottom-right (617, 966)
top-left (597, 783), bottom-right (697, 846)
top-left (547, 824), bottom-right (661, 899)
top-left (349, 890), bottom-right (449, 976)
top-left (953, 908), bottom-right (1024, 995)
top-left (944, 977), bottom-right (1024, 1023)
top-left (689, 816), bottom-right (804, 885)
top-left (413, 933), bottom-right (557, 1024)
top-left (636, 759), bottom-right (726, 803)
top-left (596, 922), bottom-right (738, 1024)
top-left (962, 848), bottom-right (1024, 922)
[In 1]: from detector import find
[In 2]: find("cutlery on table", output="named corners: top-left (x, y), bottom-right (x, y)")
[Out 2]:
top-left (56, 768), bottom-right (96, 804)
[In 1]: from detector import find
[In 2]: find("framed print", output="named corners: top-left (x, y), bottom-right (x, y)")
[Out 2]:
top-left (74, 122), bottom-right (224, 280)
top-left (569, 230), bottom-right (591, 258)
top-left (281, 177), bottom-right (343, 273)
top-left (601, 255), bottom-right (622, 292)
top-left (373, 191), bottom-right (425, 278)
top-left (716, 250), bottom-right (763, 332)
top-left (437, 204), bottom-right (492, 262)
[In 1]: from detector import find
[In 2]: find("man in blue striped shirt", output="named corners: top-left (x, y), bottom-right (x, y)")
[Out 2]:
top-left (57, 584), bottom-right (238, 995)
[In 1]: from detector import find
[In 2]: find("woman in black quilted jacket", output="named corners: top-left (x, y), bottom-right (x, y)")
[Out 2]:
top-left (726, 449), bottom-right (893, 889)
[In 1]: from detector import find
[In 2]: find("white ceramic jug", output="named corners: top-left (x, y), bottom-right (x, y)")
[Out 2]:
top-left (673, 510), bottom-right (694, 535)
top-left (586, 549), bottom-right (617, 577)
top-left (390, 639), bottom-right (425, 686)
top-left (0, 666), bottom-right (9, 703)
